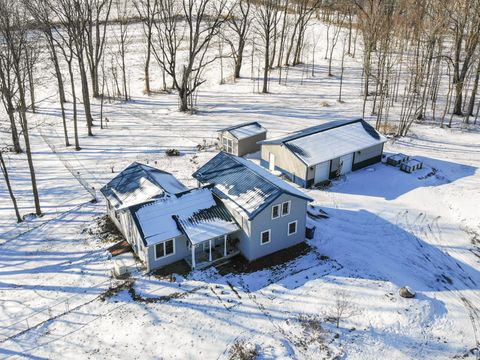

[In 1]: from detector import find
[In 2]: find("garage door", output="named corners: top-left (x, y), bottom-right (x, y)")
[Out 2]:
top-left (339, 153), bottom-right (354, 175)
top-left (314, 161), bottom-right (330, 184)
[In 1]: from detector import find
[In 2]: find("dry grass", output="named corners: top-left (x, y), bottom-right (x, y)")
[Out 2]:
top-left (228, 340), bottom-right (258, 360)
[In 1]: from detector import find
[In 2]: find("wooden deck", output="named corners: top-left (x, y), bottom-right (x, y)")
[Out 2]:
top-left (107, 240), bottom-right (133, 257)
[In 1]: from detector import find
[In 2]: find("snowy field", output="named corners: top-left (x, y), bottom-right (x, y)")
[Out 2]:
top-left (1, 21), bottom-right (480, 359)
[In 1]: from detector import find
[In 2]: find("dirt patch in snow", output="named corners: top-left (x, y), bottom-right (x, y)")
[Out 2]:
top-left (83, 215), bottom-right (124, 243)
top-left (151, 260), bottom-right (192, 279)
top-left (128, 283), bottom-right (205, 303)
top-left (216, 242), bottom-right (312, 275)
top-left (100, 279), bottom-right (134, 301)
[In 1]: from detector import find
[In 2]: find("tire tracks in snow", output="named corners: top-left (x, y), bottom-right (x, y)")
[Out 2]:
top-left (397, 210), bottom-right (480, 356)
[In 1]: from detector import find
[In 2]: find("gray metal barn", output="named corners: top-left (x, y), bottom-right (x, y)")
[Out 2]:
top-left (258, 119), bottom-right (387, 188)
top-left (218, 122), bottom-right (267, 157)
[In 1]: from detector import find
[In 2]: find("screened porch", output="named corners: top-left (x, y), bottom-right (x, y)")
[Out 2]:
top-left (185, 233), bottom-right (240, 270)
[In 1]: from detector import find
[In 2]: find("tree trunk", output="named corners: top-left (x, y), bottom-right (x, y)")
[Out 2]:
top-left (277, 0), bottom-right (288, 68)
top-left (19, 106), bottom-right (41, 215)
top-left (26, 51), bottom-right (36, 113)
top-left (49, 40), bottom-right (69, 147)
top-left (0, 151), bottom-right (22, 222)
top-left (234, 39), bottom-right (245, 79)
top-left (12, 52), bottom-right (41, 215)
top-left (145, 29), bottom-right (152, 94)
top-left (90, 63), bottom-right (99, 98)
top-left (78, 55), bottom-right (94, 136)
top-left (68, 61), bottom-right (81, 150)
top-left (453, 81), bottom-right (464, 115)
top-left (466, 59), bottom-right (480, 121)
top-left (262, 36), bottom-right (270, 93)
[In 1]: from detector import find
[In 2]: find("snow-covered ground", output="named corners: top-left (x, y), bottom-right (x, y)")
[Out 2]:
top-left (1, 21), bottom-right (480, 359)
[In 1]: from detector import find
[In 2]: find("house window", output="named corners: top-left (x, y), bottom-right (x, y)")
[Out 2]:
top-left (272, 204), bottom-right (280, 219)
top-left (223, 137), bottom-right (233, 154)
top-left (260, 230), bottom-right (271, 245)
top-left (281, 201), bottom-right (291, 216)
top-left (155, 239), bottom-right (175, 260)
top-left (288, 221), bottom-right (297, 236)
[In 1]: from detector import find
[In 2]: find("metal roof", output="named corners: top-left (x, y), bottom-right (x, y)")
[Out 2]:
top-left (175, 202), bottom-right (239, 245)
top-left (259, 119), bottom-right (387, 166)
top-left (219, 122), bottom-right (266, 140)
top-left (192, 152), bottom-right (313, 220)
top-left (100, 162), bottom-right (188, 210)
top-left (131, 188), bottom-right (239, 246)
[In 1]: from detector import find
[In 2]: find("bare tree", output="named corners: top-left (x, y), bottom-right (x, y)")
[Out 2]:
top-left (134, 0), bottom-right (159, 94)
top-left (152, 0), bottom-right (229, 111)
top-left (331, 290), bottom-right (359, 328)
top-left (0, 0), bottom-right (42, 215)
top-left (52, 0), bottom-right (94, 136)
top-left (254, 0), bottom-right (280, 93)
top-left (24, 36), bottom-right (40, 113)
top-left (285, 0), bottom-right (320, 66)
top-left (49, 0), bottom-right (82, 149)
top-left (84, 0), bottom-right (113, 98)
top-left (0, 149), bottom-right (22, 222)
top-left (24, 0), bottom-right (70, 147)
top-left (327, 11), bottom-right (346, 77)
top-left (224, 0), bottom-right (251, 79)
top-left (113, 0), bottom-right (133, 101)
top-left (0, 41), bottom-right (22, 153)
top-left (445, 0), bottom-right (480, 116)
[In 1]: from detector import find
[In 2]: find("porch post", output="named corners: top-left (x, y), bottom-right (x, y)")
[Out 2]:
top-left (209, 239), bottom-right (212, 262)
top-left (224, 235), bottom-right (227, 257)
top-left (191, 245), bottom-right (196, 269)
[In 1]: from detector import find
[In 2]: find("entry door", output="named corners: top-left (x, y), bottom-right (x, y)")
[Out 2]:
top-left (314, 161), bottom-right (330, 184)
top-left (339, 153), bottom-right (354, 175)
top-left (269, 153), bottom-right (276, 171)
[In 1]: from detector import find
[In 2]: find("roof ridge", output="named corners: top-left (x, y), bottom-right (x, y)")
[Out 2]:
top-left (228, 154), bottom-right (280, 191)
top-left (227, 154), bottom-right (311, 202)
top-left (219, 121), bottom-right (262, 132)
top-left (261, 119), bottom-right (363, 145)
top-left (283, 119), bottom-right (362, 143)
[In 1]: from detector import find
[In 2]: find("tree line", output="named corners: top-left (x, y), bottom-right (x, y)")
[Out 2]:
top-left (1, 0), bottom-right (479, 221)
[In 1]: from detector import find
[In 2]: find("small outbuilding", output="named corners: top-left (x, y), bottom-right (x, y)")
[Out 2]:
top-left (218, 122), bottom-right (267, 157)
top-left (258, 119), bottom-right (387, 188)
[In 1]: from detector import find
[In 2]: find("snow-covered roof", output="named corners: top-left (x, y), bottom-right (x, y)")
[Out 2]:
top-left (176, 204), bottom-right (239, 245)
top-left (260, 119), bottom-right (387, 166)
top-left (131, 188), bottom-right (239, 246)
top-left (219, 122), bottom-right (266, 140)
top-left (100, 162), bottom-right (188, 210)
top-left (192, 152), bottom-right (313, 220)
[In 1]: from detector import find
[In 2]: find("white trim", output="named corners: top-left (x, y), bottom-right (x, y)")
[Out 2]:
top-left (287, 220), bottom-right (298, 236)
top-left (269, 152), bottom-right (275, 171)
top-left (224, 234), bottom-right (227, 257)
top-left (271, 204), bottom-right (280, 219)
top-left (209, 239), bottom-right (212, 262)
top-left (260, 229), bottom-right (271, 245)
top-left (281, 201), bottom-right (291, 217)
top-left (154, 238), bottom-right (176, 260)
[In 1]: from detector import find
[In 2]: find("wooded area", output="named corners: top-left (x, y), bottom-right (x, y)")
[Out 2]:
top-left (1, 0), bottom-right (480, 220)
